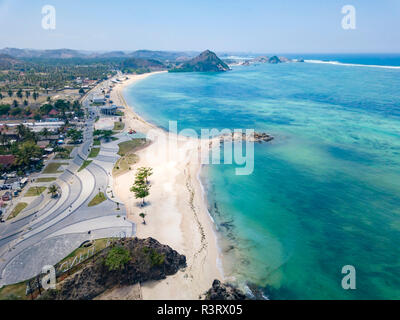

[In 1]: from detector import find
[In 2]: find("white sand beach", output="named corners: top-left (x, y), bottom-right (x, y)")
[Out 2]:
top-left (111, 72), bottom-right (223, 300)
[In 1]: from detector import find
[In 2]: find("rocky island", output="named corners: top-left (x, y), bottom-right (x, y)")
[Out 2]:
top-left (169, 50), bottom-right (230, 72)
top-left (219, 131), bottom-right (274, 143)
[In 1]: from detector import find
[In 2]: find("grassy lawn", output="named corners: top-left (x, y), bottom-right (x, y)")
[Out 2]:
top-left (55, 146), bottom-right (75, 159)
top-left (88, 147), bottom-right (100, 158)
top-left (88, 192), bottom-right (107, 207)
top-left (93, 138), bottom-right (101, 146)
top-left (0, 281), bottom-right (28, 300)
top-left (42, 162), bottom-right (69, 174)
top-left (58, 238), bottom-right (109, 265)
top-left (7, 202), bottom-right (28, 220)
top-left (117, 139), bottom-right (147, 156)
top-left (113, 121), bottom-right (125, 131)
top-left (36, 177), bottom-right (57, 183)
top-left (113, 154), bottom-right (139, 176)
top-left (25, 187), bottom-right (46, 197)
top-left (78, 160), bottom-right (92, 172)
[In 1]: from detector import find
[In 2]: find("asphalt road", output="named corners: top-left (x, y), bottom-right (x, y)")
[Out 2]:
top-left (0, 80), bottom-right (135, 286)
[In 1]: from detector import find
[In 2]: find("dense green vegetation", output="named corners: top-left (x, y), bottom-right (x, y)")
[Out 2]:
top-left (0, 97), bottom-right (84, 121)
top-left (93, 129), bottom-right (114, 142)
top-left (0, 124), bottom-right (44, 173)
top-left (0, 57), bottom-right (118, 91)
top-left (105, 246), bottom-right (131, 271)
top-left (142, 247), bottom-right (165, 266)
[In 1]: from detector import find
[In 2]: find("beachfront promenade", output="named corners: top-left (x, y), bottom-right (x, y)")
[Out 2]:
top-left (0, 87), bottom-right (135, 287)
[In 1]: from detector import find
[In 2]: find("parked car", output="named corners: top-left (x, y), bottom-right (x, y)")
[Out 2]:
top-left (2, 191), bottom-right (12, 201)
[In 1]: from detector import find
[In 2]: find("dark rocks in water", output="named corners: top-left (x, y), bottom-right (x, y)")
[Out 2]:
top-left (268, 56), bottom-right (282, 64)
top-left (254, 56), bottom-right (269, 63)
top-left (253, 132), bottom-right (274, 142)
top-left (38, 237), bottom-right (186, 300)
top-left (170, 50), bottom-right (230, 72)
top-left (246, 282), bottom-right (269, 300)
top-left (220, 131), bottom-right (274, 143)
top-left (204, 280), bottom-right (248, 300)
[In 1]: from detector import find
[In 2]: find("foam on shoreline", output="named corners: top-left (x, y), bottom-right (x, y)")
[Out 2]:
top-left (305, 59), bottom-right (400, 69)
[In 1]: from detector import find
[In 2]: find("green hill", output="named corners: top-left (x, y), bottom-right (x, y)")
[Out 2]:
top-left (170, 50), bottom-right (230, 72)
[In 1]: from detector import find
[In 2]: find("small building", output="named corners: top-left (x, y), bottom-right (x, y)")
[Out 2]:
top-left (0, 126), bottom-right (18, 141)
top-left (100, 105), bottom-right (118, 116)
top-left (0, 155), bottom-right (15, 169)
top-left (37, 140), bottom-right (50, 149)
top-left (20, 178), bottom-right (28, 187)
top-left (93, 95), bottom-right (105, 105)
top-left (48, 109), bottom-right (59, 117)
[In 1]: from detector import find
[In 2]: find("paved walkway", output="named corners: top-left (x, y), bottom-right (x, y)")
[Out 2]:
top-left (0, 100), bottom-right (135, 287)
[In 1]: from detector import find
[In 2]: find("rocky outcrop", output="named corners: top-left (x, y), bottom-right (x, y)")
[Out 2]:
top-left (170, 50), bottom-right (230, 72)
top-left (205, 280), bottom-right (248, 300)
top-left (241, 55), bottom-right (294, 66)
top-left (218, 131), bottom-right (274, 143)
top-left (268, 56), bottom-right (282, 64)
top-left (38, 237), bottom-right (186, 300)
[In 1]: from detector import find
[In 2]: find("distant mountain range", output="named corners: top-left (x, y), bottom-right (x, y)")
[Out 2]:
top-left (0, 48), bottom-right (197, 61)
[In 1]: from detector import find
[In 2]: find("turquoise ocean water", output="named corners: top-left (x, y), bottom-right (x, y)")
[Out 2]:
top-left (124, 56), bottom-right (400, 299)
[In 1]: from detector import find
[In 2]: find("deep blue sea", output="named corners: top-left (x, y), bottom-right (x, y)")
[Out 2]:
top-left (124, 55), bottom-right (400, 299)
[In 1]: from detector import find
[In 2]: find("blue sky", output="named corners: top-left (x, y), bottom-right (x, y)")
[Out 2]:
top-left (0, 0), bottom-right (399, 53)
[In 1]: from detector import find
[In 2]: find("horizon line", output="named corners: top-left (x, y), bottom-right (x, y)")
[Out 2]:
top-left (2, 47), bottom-right (400, 55)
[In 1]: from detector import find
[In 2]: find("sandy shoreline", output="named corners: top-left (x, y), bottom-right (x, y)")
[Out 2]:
top-left (111, 72), bottom-right (223, 300)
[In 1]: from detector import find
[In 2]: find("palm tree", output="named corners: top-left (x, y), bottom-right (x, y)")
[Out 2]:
top-left (40, 128), bottom-right (50, 139)
top-left (139, 213), bottom-right (147, 225)
top-left (15, 141), bottom-right (43, 168)
top-left (8, 90), bottom-right (12, 98)
top-left (0, 132), bottom-right (8, 148)
top-left (16, 124), bottom-right (27, 141)
top-left (25, 91), bottom-right (31, 99)
top-left (48, 185), bottom-right (59, 198)
top-left (12, 100), bottom-right (18, 108)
